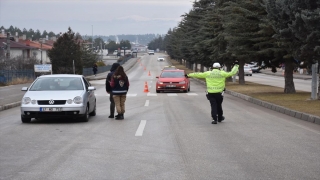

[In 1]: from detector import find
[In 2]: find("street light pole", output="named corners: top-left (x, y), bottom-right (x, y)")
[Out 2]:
top-left (40, 41), bottom-right (43, 64)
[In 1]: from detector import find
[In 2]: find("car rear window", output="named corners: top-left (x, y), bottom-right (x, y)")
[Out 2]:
top-left (160, 71), bottom-right (185, 78)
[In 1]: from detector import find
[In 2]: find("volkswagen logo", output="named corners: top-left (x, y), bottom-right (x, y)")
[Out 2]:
top-left (49, 99), bottom-right (54, 105)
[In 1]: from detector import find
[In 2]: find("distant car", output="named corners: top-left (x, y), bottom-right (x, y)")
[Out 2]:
top-left (157, 56), bottom-right (165, 61)
top-left (156, 70), bottom-right (190, 93)
top-left (161, 66), bottom-right (177, 70)
top-left (148, 50), bottom-right (155, 55)
top-left (20, 74), bottom-right (96, 123)
top-left (244, 66), bottom-right (253, 76)
top-left (251, 65), bottom-right (261, 73)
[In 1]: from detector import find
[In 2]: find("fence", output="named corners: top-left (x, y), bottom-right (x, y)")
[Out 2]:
top-left (0, 69), bottom-right (35, 84)
top-left (0, 56), bottom-right (133, 84)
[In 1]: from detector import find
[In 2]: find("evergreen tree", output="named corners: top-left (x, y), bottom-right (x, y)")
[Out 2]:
top-left (48, 27), bottom-right (83, 74)
top-left (266, 0), bottom-right (302, 93)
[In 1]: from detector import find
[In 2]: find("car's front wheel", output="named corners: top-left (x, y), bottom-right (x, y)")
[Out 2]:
top-left (21, 116), bottom-right (31, 123)
top-left (89, 102), bottom-right (96, 116)
top-left (81, 105), bottom-right (89, 122)
top-left (156, 90), bottom-right (160, 93)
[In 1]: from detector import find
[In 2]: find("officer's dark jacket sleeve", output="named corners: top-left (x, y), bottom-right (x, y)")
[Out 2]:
top-left (105, 73), bottom-right (112, 92)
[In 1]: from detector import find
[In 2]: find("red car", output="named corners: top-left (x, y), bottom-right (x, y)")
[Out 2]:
top-left (156, 70), bottom-right (190, 93)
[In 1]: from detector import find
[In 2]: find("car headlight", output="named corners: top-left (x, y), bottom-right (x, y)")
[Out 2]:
top-left (73, 96), bottom-right (83, 104)
top-left (158, 81), bottom-right (163, 84)
top-left (31, 100), bottom-right (37, 104)
top-left (22, 97), bottom-right (31, 104)
top-left (179, 81), bottom-right (186, 84)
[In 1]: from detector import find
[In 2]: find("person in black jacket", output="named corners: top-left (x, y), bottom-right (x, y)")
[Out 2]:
top-left (110, 66), bottom-right (129, 120)
top-left (105, 63), bottom-right (120, 118)
top-left (92, 63), bottom-right (98, 76)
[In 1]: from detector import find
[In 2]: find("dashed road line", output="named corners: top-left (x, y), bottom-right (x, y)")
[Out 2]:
top-left (144, 100), bottom-right (149, 106)
top-left (167, 93), bottom-right (177, 96)
top-left (135, 120), bottom-right (147, 136)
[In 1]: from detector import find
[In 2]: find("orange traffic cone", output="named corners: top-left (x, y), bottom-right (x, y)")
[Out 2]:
top-left (143, 82), bottom-right (149, 93)
top-left (148, 71), bottom-right (151, 76)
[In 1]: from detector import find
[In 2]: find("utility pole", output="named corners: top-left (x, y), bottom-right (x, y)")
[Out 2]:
top-left (6, 32), bottom-right (10, 60)
top-left (40, 41), bottom-right (43, 64)
top-left (91, 25), bottom-right (93, 50)
top-left (311, 63), bottom-right (318, 100)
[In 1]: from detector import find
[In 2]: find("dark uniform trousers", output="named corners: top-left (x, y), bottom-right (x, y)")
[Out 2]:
top-left (208, 93), bottom-right (223, 121)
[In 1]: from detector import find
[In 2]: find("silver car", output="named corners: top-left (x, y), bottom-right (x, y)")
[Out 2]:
top-left (20, 74), bottom-right (96, 123)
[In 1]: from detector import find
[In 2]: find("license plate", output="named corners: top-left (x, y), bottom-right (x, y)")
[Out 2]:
top-left (40, 107), bottom-right (62, 112)
top-left (166, 85), bottom-right (176, 87)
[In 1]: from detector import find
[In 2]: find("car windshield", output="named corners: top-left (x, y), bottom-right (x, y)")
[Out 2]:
top-left (29, 77), bottom-right (84, 91)
top-left (160, 71), bottom-right (185, 78)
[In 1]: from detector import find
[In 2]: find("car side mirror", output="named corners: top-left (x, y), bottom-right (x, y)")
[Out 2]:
top-left (185, 75), bottom-right (189, 78)
top-left (88, 86), bottom-right (95, 91)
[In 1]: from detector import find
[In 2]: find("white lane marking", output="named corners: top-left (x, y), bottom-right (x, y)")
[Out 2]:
top-left (167, 93), bottom-right (177, 96)
top-left (187, 93), bottom-right (198, 96)
top-left (127, 94), bottom-right (137, 97)
top-left (144, 100), bottom-right (149, 106)
top-left (104, 93), bottom-right (137, 97)
top-left (147, 93), bottom-right (157, 96)
top-left (135, 120), bottom-right (147, 136)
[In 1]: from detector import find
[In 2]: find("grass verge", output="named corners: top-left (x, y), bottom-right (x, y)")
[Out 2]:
top-left (168, 58), bottom-right (320, 117)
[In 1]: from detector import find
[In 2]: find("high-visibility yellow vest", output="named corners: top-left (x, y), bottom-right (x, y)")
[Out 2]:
top-left (188, 65), bottom-right (239, 93)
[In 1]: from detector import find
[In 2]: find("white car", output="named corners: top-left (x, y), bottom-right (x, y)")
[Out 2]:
top-left (244, 66), bottom-right (253, 76)
top-left (148, 50), bottom-right (155, 55)
top-left (20, 74), bottom-right (96, 123)
top-left (157, 56), bottom-right (165, 61)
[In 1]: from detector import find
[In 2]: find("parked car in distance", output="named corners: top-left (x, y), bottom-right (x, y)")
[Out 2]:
top-left (251, 65), bottom-right (261, 73)
top-left (161, 66), bottom-right (177, 70)
top-left (20, 74), bottom-right (96, 123)
top-left (148, 50), bottom-right (155, 55)
top-left (244, 66), bottom-right (253, 76)
top-left (156, 70), bottom-right (190, 93)
top-left (157, 56), bottom-right (165, 61)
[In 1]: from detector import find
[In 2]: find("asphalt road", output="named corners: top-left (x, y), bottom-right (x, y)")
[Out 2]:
top-left (1, 54), bottom-right (320, 179)
top-left (244, 73), bottom-right (312, 92)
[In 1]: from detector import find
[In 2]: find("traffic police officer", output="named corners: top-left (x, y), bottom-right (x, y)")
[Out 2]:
top-left (187, 63), bottom-right (239, 124)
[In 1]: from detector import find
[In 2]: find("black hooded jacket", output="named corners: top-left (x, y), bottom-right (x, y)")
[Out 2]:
top-left (105, 63), bottom-right (120, 92)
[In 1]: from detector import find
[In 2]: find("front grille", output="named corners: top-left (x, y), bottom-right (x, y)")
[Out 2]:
top-left (37, 100), bottom-right (66, 105)
top-left (163, 82), bottom-right (179, 84)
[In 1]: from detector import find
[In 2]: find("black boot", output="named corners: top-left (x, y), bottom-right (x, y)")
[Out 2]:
top-left (218, 116), bottom-right (225, 122)
top-left (108, 115), bottom-right (114, 118)
top-left (115, 114), bottom-right (124, 120)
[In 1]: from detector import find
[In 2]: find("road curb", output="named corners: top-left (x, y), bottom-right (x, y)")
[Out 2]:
top-left (191, 78), bottom-right (320, 125)
top-left (0, 101), bottom-right (21, 111)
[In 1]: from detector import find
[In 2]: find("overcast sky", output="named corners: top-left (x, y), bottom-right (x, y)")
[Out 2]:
top-left (0, 0), bottom-right (194, 36)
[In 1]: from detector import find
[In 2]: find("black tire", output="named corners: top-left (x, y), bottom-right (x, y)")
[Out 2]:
top-left (89, 101), bottom-right (96, 116)
top-left (81, 106), bottom-right (89, 122)
top-left (21, 116), bottom-right (31, 123)
top-left (188, 85), bottom-right (190, 92)
top-left (156, 90), bottom-right (160, 93)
